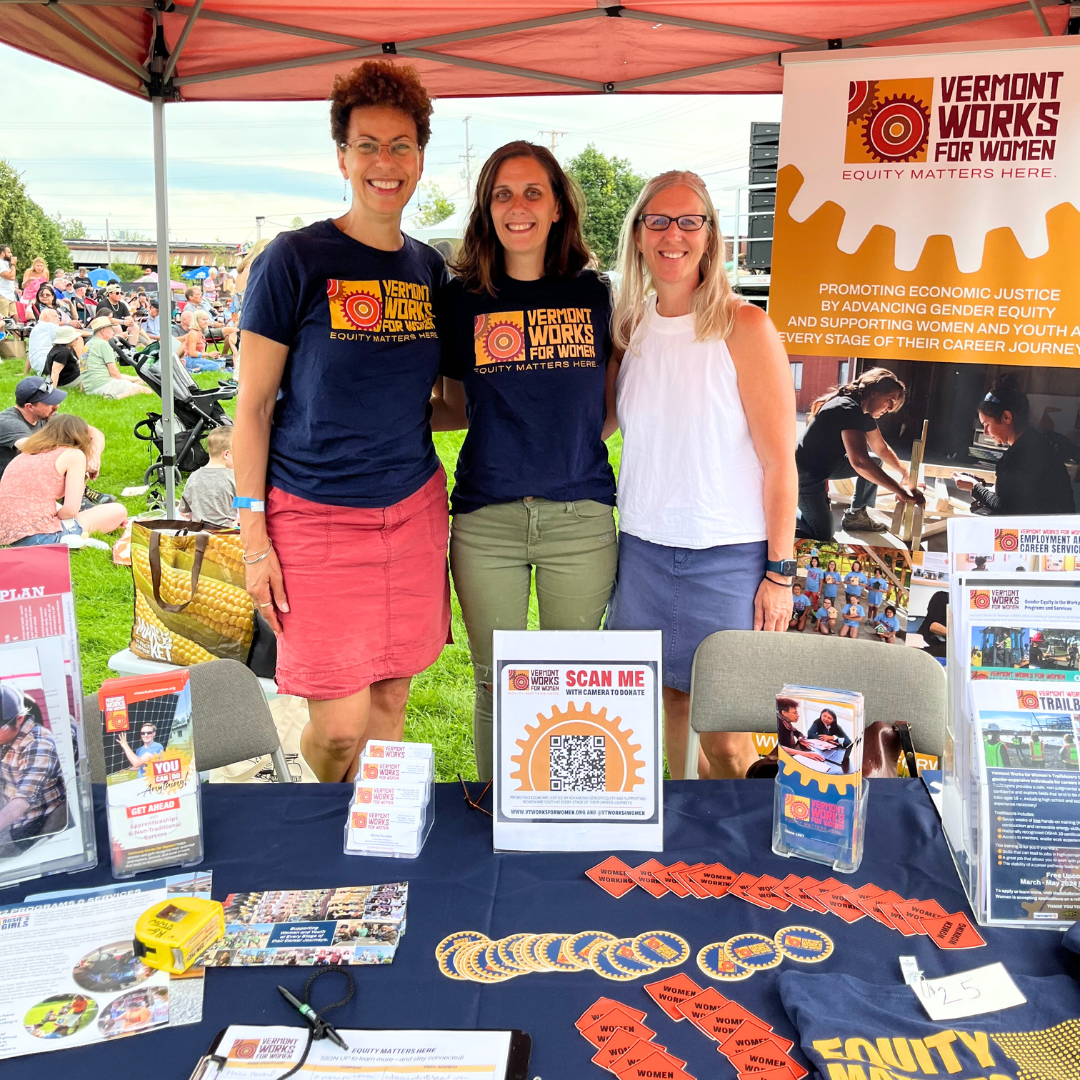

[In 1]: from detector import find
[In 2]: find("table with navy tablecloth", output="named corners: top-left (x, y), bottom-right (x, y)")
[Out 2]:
top-left (4, 780), bottom-right (1077, 1079)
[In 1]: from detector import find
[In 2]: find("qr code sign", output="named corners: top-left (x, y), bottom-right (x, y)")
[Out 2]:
top-left (549, 734), bottom-right (606, 791)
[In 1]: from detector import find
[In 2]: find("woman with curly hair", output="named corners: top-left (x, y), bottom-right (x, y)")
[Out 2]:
top-left (234, 61), bottom-right (450, 781)
top-left (433, 142), bottom-right (618, 780)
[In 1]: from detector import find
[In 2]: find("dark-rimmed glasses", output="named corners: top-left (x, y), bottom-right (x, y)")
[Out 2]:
top-left (458, 773), bottom-right (492, 818)
top-left (638, 213), bottom-right (708, 232)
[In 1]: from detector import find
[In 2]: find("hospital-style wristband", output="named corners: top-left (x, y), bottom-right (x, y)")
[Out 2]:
top-left (233, 497), bottom-right (265, 513)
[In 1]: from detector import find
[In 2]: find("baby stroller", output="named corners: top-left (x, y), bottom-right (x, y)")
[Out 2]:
top-left (128, 339), bottom-right (235, 507)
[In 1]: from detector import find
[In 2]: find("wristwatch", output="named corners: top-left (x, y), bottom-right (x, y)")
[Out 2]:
top-left (765, 559), bottom-right (797, 579)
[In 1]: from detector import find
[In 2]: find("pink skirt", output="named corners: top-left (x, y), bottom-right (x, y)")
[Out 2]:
top-left (266, 468), bottom-right (451, 699)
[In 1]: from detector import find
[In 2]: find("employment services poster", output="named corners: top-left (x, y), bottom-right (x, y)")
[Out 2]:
top-left (492, 630), bottom-right (662, 853)
top-left (770, 38), bottom-right (1080, 366)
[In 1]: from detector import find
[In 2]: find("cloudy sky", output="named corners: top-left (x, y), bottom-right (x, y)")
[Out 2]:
top-left (2, 42), bottom-right (780, 248)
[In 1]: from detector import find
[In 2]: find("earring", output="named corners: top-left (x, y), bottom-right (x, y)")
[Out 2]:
top-left (343, 178), bottom-right (348, 202)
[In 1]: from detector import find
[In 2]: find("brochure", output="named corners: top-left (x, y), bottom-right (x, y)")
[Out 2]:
top-left (773, 685), bottom-right (867, 873)
top-left (0, 871), bottom-right (207, 1060)
top-left (0, 548), bottom-right (96, 890)
top-left (200, 885), bottom-right (407, 967)
top-left (945, 515), bottom-right (1080, 928)
top-left (98, 670), bottom-right (203, 877)
top-left (493, 630), bottom-right (663, 852)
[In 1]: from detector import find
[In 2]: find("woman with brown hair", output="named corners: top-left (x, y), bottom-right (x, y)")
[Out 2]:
top-left (796, 367), bottom-right (923, 541)
top-left (233, 60), bottom-right (450, 782)
top-left (0, 414), bottom-right (126, 547)
top-left (434, 141), bottom-right (618, 780)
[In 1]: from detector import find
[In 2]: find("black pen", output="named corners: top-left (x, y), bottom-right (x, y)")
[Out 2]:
top-left (277, 985), bottom-right (348, 1050)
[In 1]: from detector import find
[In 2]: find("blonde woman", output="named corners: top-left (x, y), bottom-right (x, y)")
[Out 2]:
top-left (0, 415), bottom-right (126, 547)
top-left (20, 257), bottom-right (49, 303)
top-left (605, 171), bottom-right (797, 780)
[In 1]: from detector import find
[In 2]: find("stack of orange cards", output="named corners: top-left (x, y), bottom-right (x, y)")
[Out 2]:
top-left (576, 996), bottom-right (696, 1079)
top-left (585, 858), bottom-right (986, 950)
top-left (652, 976), bottom-right (808, 1080)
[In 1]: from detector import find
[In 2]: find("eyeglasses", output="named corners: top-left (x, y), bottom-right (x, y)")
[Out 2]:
top-left (458, 773), bottom-right (492, 818)
top-left (638, 213), bottom-right (709, 232)
top-left (339, 139), bottom-right (419, 158)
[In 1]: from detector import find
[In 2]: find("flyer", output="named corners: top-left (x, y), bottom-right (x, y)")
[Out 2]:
top-left (200, 885), bottom-right (407, 967)
top-left (969, 679), bottom-right (1080, 925)
top-left (493, 630), bottom-right (663, 852)
top-left (0, 548), bottom-right (96, 889)
top-left (0, 872), bottom-right (208, 1060)
top-left (208, 1026), bottom-right (516, 1080)
top-left (98, 670), bottom-right (203, 877)
top-left (945, 516), bottom-right (1080, 927)
top-left (773, 686), bottom-right (866, 872)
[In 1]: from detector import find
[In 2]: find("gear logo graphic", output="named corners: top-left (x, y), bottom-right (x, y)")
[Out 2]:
top-left (844, 78), bottom-right (933, 164)
top-left (508, 669), bottom-right (531, 691)
top-left (474, 310), bottom-right (526, 365)
top-left (970, 590), bottom-right (991, 610)
top-left (327, 279), bottom-right (383, 331)
top-left (784, 793), bottom-right (811, 822)
top-left (1016, 690), bottom-right (1040, 710)
top-left (847, 80), bottom-right (877, 122)
top-left (510, 702), bottom-right (645, 792)
top-left (995, 529), bottom-right (1020, 552)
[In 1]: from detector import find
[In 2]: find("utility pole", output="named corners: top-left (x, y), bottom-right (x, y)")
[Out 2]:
top-left (538, 130), bottom-right (567, 154)
top-left (105, 217), bottom-right (112, 264)
top-left (461, 116), bottom-right (476, 191)
top-left (255, 216), bottom-right (265, 242)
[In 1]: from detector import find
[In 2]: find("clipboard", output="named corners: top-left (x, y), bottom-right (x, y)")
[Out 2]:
top-left (189, 1025), bottom-right (532, 1080)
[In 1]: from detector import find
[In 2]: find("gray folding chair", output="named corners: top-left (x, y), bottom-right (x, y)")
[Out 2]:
top-left (685, 630), bottom-right (946, 779)
top-left (84, 658), bottom-right (291, 784)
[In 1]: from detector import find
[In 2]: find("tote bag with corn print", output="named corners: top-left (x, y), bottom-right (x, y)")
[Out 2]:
top-left (129, 520), bottom-right (253, 665)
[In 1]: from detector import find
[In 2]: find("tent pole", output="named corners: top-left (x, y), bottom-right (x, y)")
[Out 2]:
top-left (151, 93), bottom-right (177, 516)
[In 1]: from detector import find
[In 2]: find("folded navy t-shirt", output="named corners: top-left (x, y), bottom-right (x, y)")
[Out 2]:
top-left (438, 271), bottom-right (615, 516)
top-left (241, 220), bottom-right (447, 508)
top-left (779, 969), bottom-right (1080, 1080)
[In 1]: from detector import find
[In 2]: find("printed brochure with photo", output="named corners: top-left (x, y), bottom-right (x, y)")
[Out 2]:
top-left (200, 886), bottom-right (408, 968)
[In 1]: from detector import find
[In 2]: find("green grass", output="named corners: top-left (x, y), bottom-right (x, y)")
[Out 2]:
top-left (0, 357), bottom-right (623, 781)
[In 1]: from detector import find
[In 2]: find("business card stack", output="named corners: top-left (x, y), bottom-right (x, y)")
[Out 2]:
top-left (344, 740), bottom-right (434, 859)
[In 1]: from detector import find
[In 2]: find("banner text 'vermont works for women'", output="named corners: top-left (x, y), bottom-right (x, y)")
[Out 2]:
top-left (769, 38), bottom-right (1080, 366)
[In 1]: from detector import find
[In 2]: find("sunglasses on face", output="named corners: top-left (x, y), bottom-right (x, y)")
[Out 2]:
top-left (638, 213), bottom-right (709, 232)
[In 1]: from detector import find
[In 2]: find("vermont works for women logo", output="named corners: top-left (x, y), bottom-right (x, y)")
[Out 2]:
top-left (846, 78), bottom-right (933, 163)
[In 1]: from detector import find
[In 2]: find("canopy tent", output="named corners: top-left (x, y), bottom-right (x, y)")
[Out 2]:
top-left (1, 0), bottom-right (1075, 511)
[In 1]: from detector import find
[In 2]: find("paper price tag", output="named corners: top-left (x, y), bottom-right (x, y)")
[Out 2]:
top-left (911, 962), bottom-right (1027, 1021)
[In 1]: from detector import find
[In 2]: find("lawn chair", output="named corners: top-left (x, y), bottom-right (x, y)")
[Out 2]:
top-left (685, 630), bottom-right (947, 778)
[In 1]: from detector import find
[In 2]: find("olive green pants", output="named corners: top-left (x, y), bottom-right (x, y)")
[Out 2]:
top-left (449, 498), bottom-right (618, 780)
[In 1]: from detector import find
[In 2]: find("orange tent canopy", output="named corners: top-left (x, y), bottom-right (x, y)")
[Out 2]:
top-left (1, 0), bottom-right (1073, 103)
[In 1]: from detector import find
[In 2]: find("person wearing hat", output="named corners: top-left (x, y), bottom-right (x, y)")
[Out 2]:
top-left (0, 377), bottom-right (66, 476)
top-left (0, 683), bottom-right (66, 856)
top-left (47, 325), bottom-right (88, 390)
top-left (82, 316), bottom-right (152, 399)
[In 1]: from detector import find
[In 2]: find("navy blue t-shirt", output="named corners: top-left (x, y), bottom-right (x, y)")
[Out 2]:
top-left (438, 271), bottom-right (616, 516)
top-left (779, 970), bottom-right (1080, 1080)
top-left (241, 220), bottom-right (447, 508)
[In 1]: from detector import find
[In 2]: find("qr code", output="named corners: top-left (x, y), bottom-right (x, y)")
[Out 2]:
top-left (549, 734), bottom-right (606, 792)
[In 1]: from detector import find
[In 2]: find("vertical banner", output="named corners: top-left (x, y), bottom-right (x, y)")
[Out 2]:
top-left (493, 630), bottom-right (662, 852)
top-left (770, 38), bottom-right (1080, 366)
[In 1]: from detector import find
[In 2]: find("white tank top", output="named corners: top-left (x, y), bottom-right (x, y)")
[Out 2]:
top-left (615, 296), bottom-right (767, 549)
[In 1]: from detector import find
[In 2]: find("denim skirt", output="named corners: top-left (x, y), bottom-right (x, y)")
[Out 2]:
top-left (605, 532), bottom-right (767, 692)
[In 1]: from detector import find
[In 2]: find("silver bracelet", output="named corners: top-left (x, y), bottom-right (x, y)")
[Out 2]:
top-left (242, 543), bottom-right (273, 564)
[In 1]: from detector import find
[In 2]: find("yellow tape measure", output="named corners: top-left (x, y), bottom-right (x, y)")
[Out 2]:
top-left (133, 897), bottom-right (225, 974)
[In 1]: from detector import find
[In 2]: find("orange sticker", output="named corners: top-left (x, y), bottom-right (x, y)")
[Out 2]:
top-left (626, 858), bottom-right (670, 898)
top-left (586, 857), bottom-right (638, 899)
top-left (575, 998), bottom-right (647, 1032)
top-left (643, 973), bottom-right (703, 1021)
top-left (579, 1007), bottom-right (655, 1049)
top-left (921, 911), bottom-right (987, 950)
